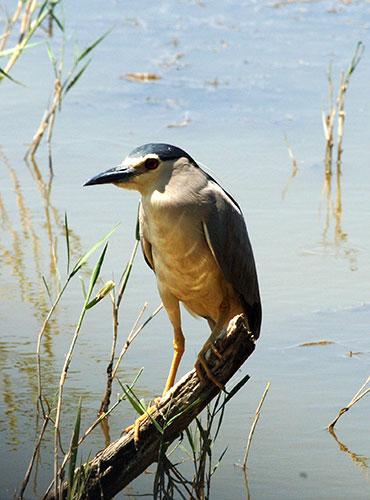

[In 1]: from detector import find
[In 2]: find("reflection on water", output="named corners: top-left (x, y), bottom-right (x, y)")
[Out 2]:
top-left (321, 164), bottom-right (357, 271)
top-left (0, 149), bottom-right (85, 454)
top-left (329, 428), bottom-right (369, 478)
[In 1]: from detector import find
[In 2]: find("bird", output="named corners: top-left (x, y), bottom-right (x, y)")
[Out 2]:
top-left (85, 143), bottom-right (261, 405)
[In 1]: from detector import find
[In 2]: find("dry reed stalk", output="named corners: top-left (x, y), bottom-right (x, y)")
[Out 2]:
top-left (322, 42), bottom-right (364, 177)
top-left (19, 0), bottom-right (37, 43)
top-left (0, 0), bottom-right (27, 51)
top-left (336, 41), bottom-right (364, 166)
top-left (336, 70), bottom-right (346, 168)
top-left (282, 134), bottom-right (298, 199)
top-left (26, 78), bottom-right (62, 171)
top-left (242, 381), bottom-right (270, 469)
top-left (18, 416), bottom-right (50, 499)
top-left (98, 238), bottom-right (140, 414)
top-left (99, 301), bottom-right (162, 415)
top-left (36, 280), bottom-right (70, 417)
top-left (322, 65), bottom-right (336, 177)
top-left (328, 375), bottom-right (370, 431)
top-left (52, 240), bottom-right (115, 497)
top-left (112, 304), bottom-right (163, 380)
top-left (0, 2), bottom-right (52, 80)
top-left (25, 28), bottom-right (109, 165)
top-left (53, 298), bottom-right (93, 496)
top-left (12, 1), bottom-right (24, 24)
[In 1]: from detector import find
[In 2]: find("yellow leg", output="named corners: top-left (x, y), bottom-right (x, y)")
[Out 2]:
top-left (124, 306), bottom-right (184, 442)
top-left (162, 327), bottom-right (185, 395)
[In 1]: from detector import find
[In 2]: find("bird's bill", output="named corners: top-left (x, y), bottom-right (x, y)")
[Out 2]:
top-left (84, 166), bottom-right (135, 186)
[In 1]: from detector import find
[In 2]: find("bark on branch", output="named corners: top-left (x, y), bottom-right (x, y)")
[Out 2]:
top-left (46, 314), bottom-right (256, 500)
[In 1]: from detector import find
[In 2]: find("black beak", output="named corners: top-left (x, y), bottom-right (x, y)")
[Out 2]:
top-left (84, 166), bottom-right (135, 186)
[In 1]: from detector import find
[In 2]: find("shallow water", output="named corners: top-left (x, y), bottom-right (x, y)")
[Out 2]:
top-left (1, 0), bottom-right (370, 498)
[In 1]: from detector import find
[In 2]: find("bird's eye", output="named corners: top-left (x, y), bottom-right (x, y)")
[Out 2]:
top-left (145, 158), bottom-right (159, 170)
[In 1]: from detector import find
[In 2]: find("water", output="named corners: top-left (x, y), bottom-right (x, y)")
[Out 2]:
top-left (1, 0), bottom-right (370, 498)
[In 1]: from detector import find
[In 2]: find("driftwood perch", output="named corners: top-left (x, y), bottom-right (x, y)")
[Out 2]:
top-left (46, 314), bottom-right (256, 500)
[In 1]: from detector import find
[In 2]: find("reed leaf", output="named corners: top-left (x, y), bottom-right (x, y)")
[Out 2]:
top-left (0, 67), bottom-right (23, 85)
top-left (0, 42), bottom-right (42, 57)
top-left (63, 60), bottom-right (91, 95)
top-left (70, 224), bottom-right (118, 277)
top-left (76, 29), bottom-right (111, 63)
top-left (68, 399), bottom-right (82, 499)
top-left (64, 213), bottom-right (71, 275)
top-left (84, 243), bottom-right (108, 308)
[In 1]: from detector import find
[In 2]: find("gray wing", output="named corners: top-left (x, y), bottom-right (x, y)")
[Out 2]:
top-left (138, 203), bottom-right (154, 271)
top-left (203, 185), bottom-right (261, 338)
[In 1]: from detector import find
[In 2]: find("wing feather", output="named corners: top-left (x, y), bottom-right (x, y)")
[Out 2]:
top-left (203, 184), bottom-right (261, 338)
top-left (139, 203), bottom-right (154, 271)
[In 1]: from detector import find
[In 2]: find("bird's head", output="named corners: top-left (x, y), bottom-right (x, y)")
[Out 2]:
top-left (84, 143), bottom-right (195, 194)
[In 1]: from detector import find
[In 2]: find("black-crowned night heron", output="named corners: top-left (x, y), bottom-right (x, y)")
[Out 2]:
top-left (85, 143), bottom-right (261, 416)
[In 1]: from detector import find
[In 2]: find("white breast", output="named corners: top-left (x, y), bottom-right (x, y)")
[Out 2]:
top-left (141, 191), bottom-right (225, 319)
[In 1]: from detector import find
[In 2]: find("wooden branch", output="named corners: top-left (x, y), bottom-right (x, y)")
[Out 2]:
top-left (45, 314), bottom-right (256, 500)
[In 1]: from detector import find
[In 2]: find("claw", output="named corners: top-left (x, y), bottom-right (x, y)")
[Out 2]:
top-left (195, 353), bottom-right (224, 391)
top-left (211, 344), bottom-right (222, 359)
top-left (123, 397), bottom-right (161, 444)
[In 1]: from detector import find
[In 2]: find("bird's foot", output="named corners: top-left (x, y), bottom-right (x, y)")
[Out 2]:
top-left (195, 353), bottom-right (224, 391)
top-left (123, 396), bottom-right (161, 443)
top-left (210, 343), bottom-right (222, 359)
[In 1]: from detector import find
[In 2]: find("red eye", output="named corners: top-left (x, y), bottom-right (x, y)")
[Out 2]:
top-left (145, 158), bottom-right (159, 170)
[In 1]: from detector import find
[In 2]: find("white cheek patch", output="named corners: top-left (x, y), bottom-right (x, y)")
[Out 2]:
top-left (122, 153), bottom-right (160, 169)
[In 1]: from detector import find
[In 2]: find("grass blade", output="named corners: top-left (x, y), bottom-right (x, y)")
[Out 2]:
top-left (0, 67), bottom-right (24, 85)
top-left (84, 243), bottom-right (108, 307)
top-left (42, 276), bottom-right (53, 304)
top-left (68, 399), bottom-right (82, 499)
top-left (49, 10), bottom-right (64, 32)
top-left (122, 385), bottom-right (164, 435)
top-left (211, 446), bottom-right (228, 476)
top-left (195, 418), bottom-right (211, 456)
top-left (76, 29), bottom-right (111, 63)
top-left (219, 373), bottom-right (250, 410)
top-left (0, 42), bottom-right (42, 57)
top-left (120, 385), bottom-right (146, 416)
top-left (63, 60), bottom-right (91, 95)
top-left (70, 224), bottom-right (118, 278)
top-left (64, 213), bottom-right (71, 275)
